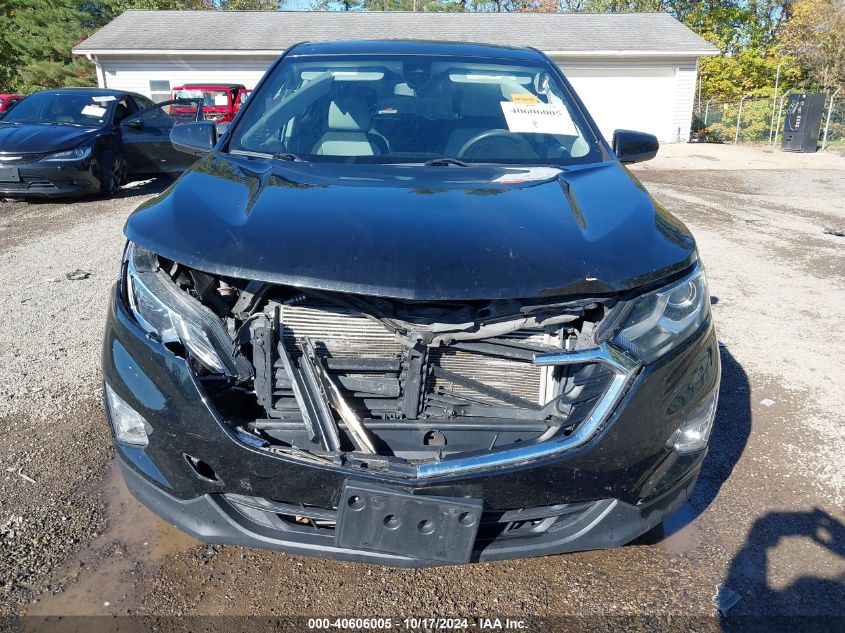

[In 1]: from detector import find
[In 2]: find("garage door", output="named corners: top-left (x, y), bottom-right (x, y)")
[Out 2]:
top-left (559, 66), bottom-right (677, 143)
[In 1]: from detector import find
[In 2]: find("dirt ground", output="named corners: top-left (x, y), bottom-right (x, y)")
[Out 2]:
top-left (0, 144), bottom-right (843, 631)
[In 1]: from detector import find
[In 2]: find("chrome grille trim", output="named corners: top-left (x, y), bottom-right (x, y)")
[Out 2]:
top-left (415, 343), bottom-right (640, 478)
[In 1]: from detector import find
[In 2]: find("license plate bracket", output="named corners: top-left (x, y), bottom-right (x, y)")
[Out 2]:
top-left (0, 166), bottom-right (20, 183)
top-left (336, 481), bottom-right (482, 563)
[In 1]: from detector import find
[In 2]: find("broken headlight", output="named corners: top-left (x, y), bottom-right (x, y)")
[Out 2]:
top-left (613, 266), bottom-right (710, 363)
top-left (123, 242), bottom-right (251, 379)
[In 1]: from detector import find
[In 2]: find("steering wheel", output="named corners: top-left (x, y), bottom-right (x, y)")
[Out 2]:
top-left (457, 129), bottom-right (536, 160)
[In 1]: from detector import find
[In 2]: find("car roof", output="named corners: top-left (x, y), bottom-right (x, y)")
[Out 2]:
top-left (177, 83), bottom-right (246, 89)
top-left (32, 87), bottom-right (130, 97)
top-left (286, 39), bottom-right (547, 61)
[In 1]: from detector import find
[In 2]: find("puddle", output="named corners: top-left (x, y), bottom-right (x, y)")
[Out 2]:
top-left (27, 459), bottom-right (199, 616)
top-left (659, 503), bottom-right (702, 555)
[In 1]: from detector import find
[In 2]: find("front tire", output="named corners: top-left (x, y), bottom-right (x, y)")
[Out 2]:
top-left (99, 151), bottom-right (126, 197)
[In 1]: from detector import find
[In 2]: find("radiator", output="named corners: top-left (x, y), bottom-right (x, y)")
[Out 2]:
top-left (278, 299), bottom-right (553, 406)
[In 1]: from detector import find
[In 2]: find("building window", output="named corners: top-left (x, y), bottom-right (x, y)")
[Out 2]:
top-left (149, 80), bottom-right (171, 103)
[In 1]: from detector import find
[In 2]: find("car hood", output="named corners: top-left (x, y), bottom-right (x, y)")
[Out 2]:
top-left (0, 123), bottom-right (101, 154)
top-left (125, 154), bottom-right (697, 300)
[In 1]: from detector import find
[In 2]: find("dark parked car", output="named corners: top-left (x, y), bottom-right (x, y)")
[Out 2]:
top-left (0, 88), bottom-right (201, 198)
top-left (103, 41), bottom-right (720, 566)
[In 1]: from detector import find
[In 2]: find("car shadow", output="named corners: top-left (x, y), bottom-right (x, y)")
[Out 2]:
top-left (720, 509), bottom-right (845, 631)
top-left (638, 344), bottom-right (752, 543)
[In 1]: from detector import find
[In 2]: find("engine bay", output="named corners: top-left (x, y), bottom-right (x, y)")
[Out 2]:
top-left (140, 250), bottom-right (620, 468)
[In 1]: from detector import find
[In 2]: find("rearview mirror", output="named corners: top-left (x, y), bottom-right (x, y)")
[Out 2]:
top-left (612, 130), bottom-right (659, 164)
top-left (125, 118), bottom-right (143, 130)
top-left (170, 121), bottom-right (217, 155)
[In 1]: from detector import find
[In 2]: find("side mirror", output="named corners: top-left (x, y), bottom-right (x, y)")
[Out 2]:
top-left (125, 118), bottom-right (143, 130)
top-left (612, 130), bottom-right (659, 164)
top-left (170, 121), bottom-right (217, 155)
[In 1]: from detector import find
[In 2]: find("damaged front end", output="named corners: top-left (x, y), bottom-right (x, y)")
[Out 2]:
top-left (123, 242), bottom-right (640, 479)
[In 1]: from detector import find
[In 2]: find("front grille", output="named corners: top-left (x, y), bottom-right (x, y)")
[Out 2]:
top-left (0, 176), bottom-right (56, 191)
top-left (223, 493), bottom-right (598, 544)
top-left (235, 293), bottom-right (628, 468)
top-left (0, 152), bottom-right (50, 165)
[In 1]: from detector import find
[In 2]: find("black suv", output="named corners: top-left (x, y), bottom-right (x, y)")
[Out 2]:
top-left (102, 40), bottom-right (719, 566)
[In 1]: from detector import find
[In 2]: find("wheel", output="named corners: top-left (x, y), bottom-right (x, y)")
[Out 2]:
top-left (99, 151), bottom-right (126, 197)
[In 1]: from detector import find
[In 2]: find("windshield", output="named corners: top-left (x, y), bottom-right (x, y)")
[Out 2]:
top-left (174, 89), bottom-right (230, 109)
top-left (228, 54), bottom-right (603, 166)
top-left (0, 92), bottom-right (113, 126)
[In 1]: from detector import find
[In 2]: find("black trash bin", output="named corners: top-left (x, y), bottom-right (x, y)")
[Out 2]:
top-left (781, 93), bottom-right (826, 152)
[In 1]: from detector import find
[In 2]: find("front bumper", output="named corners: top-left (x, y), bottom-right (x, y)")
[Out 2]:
top-left (118, 451), bottom-right (700, 566)
top-left (0, 161), bottom-right (98, 198)
top-left (103, 283), bottom-right (719, 565)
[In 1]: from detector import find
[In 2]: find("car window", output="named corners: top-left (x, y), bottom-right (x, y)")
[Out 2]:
top-left (228, 54), bottom-right (603, 166)
top-left (113, 97), bottom-right (136, 125)
top-left (174, 88), bottom-right (229, 108)
top-left (132, 95), bottom-right (155, 110)
top-left (1, 92), bottom-right (113, 127)
top-left (129, 99), bottom-right (203, 127)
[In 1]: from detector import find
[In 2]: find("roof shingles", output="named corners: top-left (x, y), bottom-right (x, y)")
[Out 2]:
top-left (75, 10), bottom-right (717, 56)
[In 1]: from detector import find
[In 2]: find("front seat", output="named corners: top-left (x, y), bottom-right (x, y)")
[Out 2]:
top-left (444, 84), bottom-right (508, 157)
top-left (311, 97), bottom-right (387, 157)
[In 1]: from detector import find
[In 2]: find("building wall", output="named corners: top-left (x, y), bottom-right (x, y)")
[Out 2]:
top-left (94, 54), bottom-right (700, 143)
top-left (95, 56), bottom-right (277, 101)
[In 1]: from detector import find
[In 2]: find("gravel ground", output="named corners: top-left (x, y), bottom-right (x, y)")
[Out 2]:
top-left (0, 147), bottom-right (843, 630)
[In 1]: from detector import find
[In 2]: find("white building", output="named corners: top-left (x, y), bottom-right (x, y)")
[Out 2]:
top-left (74, 10), bottom-right (717, 143)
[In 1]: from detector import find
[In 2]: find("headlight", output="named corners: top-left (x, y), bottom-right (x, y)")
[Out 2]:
top-left (613, 266), bottom-right (710, 363)
top-left (123, 242), bottom-right (252, 379)
top-left (42, 145), bottom-right (92, 161)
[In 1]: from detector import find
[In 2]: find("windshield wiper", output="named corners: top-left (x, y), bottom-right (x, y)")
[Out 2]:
top-left (423, 157), bottom-right (471, 167)
top-left (272, 152), bottom-right (305, 162)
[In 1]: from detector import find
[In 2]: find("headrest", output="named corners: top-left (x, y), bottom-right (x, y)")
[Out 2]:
top-left (327, 98), bottom-right (371, 131)
top-left (459, 84), bottom-right (506, 117)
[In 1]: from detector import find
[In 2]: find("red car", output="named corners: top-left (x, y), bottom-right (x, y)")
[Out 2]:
top-left (170, 84), bottom-right (246, 124)
top-left (0, 94), bottom-right (25, 113)
top-left (234, 88), bottom-right (251, 114)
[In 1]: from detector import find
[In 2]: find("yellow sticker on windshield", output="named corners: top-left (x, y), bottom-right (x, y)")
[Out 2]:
top-left (511, 93), bottom-right (539, 104)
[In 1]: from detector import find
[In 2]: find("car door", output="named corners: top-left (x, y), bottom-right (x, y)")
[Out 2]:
top-left (120, 98), bottom-right (203, 176)
top-left (234, 89), bottom-right (251, 114)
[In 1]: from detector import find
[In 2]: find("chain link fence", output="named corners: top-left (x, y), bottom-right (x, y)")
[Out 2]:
top-left (821, 97), bottom-right (845, 149)
top-left (689, 92), bottom-right (845, 150)
top-left (691, 98), bottom-right (775, 143)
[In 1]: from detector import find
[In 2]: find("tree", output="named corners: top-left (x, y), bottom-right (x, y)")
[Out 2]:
top-left (0, 0), bottom-right (18, 90)
top-left (8, 0), bottom-right (108, 91)
top-left (779, 0), bottom-right (845, 91)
